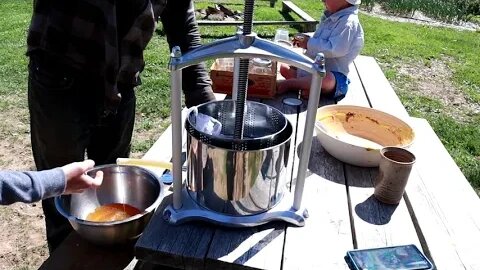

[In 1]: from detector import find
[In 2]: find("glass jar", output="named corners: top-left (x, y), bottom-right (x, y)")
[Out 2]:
top-left (251, 58), bottom-right (272, 75)
top-left (217, 58), bottom-right (234, 72)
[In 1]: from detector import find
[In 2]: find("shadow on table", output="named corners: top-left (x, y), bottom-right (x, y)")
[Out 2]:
top-left (234, 225), bottom-right (284, 264)
top-left (301, 139), bottom-right (349, 186)
top-left (303, 133), bottom-right (398, 225)
top-left (304, 137), bottom-right (380, 189)
top-left (39, 232), bottom-right (136, 270)
top-left (355, 195), bottom-right (399, 225)
top-left (135, 193), bottom-right (287, 269)
top-left (207, 221), bottom-right (286, 266)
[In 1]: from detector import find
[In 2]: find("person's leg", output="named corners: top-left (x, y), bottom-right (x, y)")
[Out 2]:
top-left (160, 0), bottom-right (215, 108)
top-left (329, 71), bottom-right (350, 101)
top-left (279, 63), bottom-right (297, 79)
top-left (319, 71), bottom-right (336, 97)
top-left (298, 71), bottom-right (336, 99)
top-left (277, 71), bottom-right (336, 98)
top-left (28, 52), bottom-right (98, 252)
top-left (86, 83), bottom-right (136, 165)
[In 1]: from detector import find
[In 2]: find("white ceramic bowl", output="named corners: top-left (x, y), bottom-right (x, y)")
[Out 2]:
top-left (314, 105), bottom-right (415, 167)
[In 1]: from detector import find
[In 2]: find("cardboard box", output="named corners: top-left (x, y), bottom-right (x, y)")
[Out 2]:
top-left (210, 60), bottom-right (278, 99)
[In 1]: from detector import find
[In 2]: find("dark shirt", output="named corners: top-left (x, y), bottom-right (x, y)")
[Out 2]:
top-left (27, 0), bottom-right (157, 113)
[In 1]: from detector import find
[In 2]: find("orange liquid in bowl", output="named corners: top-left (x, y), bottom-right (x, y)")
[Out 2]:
top-left (86, 203), bottom-right (141, 222)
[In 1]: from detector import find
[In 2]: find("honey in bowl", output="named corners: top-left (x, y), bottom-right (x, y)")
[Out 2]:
top-left (86, 203), bottom-right (141, 222)
top-left (317, 111), bottom-right (414, 149)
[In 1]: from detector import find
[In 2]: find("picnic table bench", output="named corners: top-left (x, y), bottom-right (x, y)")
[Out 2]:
top-left (196, 1), bottom-right (318, 33)
top-left (40, 55), bottom-right (480, 269)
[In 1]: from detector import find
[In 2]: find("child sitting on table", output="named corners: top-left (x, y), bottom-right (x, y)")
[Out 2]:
top-left (277, 0), bottom-right (364, 101)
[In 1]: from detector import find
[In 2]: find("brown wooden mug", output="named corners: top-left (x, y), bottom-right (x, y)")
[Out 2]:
top-left (374, 147), bottom-right (416, 204)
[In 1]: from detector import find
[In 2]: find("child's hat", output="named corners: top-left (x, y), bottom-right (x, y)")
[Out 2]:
top-left (346, 0), bottom-right (361, 5)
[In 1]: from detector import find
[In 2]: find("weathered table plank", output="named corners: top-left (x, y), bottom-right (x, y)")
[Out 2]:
top-left (353, 55), bottom-right (409, 120)
top-left (135, 195), bottom-right (216, 269)
top-left (337, 62), bottom-right (370, 107)
top-left (341, 58), bottom-right (422, 250)
top-left (344, 165), bottom-right (422, 249)
top-left (406, 117), bottom-right (480, 269)
top-left (279, 91), bottom-right (352, 269)
top-left (205, 223), bottom-right (286, 270)
top-left (282, 139), bottom-right (353, 269)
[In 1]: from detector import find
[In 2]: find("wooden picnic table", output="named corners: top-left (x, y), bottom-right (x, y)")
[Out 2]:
top-left (40, 55), bottom-right (480, 269)
top-left (134, 55), bottom-right (480, 269)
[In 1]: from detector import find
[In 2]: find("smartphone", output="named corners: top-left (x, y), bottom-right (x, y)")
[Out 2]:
top-left (345, 244), bottom-right (434, 270)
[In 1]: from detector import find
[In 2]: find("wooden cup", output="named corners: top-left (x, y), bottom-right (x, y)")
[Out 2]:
top-left (374, 147), bottom-right (416, 204)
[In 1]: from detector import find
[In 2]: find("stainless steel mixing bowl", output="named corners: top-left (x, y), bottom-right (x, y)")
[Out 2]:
top-left (55, 164), bottom-right (164, 245)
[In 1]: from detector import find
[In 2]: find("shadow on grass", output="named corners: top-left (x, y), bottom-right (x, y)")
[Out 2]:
top-left (279, 10), bottom-right (305, 33)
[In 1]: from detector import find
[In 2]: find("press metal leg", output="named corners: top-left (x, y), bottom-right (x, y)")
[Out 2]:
top-left (170, 47), bottom-right (183, 210)
top-left (293, 54), bottom-right (326, 210)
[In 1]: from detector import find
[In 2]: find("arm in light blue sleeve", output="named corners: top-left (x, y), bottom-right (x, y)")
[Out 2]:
top-left (306, 22), bottom-right (354, 59)
top-left (0, 168), bottom-right (66, 205)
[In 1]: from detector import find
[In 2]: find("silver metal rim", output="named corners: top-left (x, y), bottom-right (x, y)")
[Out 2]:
top-left (185, 100), bottom-right (289, 150)
top-left (55, 164), bottom-right (164, 227)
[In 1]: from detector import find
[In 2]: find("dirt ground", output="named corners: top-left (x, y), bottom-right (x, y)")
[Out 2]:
top-left (396, 57), bottom-right (480, 119)
top-left (0, 108), bottom-right (149, 269)
top-left (1, 11), bottom-right (479, 270)
top-left (0, 107), bottom-right (43, 270)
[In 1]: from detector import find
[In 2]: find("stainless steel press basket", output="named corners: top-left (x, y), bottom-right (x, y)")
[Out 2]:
top-left (185, 100), bottom-right (288, 151)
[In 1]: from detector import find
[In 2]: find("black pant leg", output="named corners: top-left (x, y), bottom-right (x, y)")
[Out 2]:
top-left (27, 53), bottom-right (100, 252)
top-left (87, 84), bottom-right (136, 165)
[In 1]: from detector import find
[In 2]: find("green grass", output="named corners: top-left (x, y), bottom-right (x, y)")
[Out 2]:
top-left (0, 1), bottom-right (30, 99)
top-left (137, 35), bottom-right (172, 119)
top-left (361, 14), bottom-right (480, 103)
top-left (400, 91), bottom-right (480, 186)
top-left (0, 0), bottom-right (479, 187)
top-left (430, 116), bottom-right (480, 186)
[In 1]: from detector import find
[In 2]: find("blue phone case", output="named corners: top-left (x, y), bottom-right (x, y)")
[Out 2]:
top-left (345, 244), bottom-right (434, 270)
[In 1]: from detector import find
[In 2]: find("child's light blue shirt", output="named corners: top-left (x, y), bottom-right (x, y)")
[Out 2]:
top-left (306, 6), bottom-right (364, 77)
